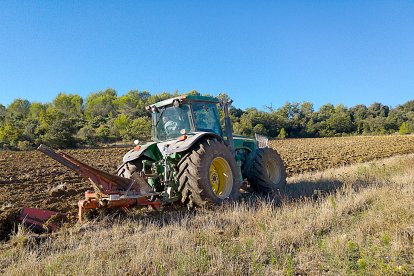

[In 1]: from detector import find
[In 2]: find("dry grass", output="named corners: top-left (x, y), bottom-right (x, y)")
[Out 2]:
top-left (1, 154), bottom-right (414, 275)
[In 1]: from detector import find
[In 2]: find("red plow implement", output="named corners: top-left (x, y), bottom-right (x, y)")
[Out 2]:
top-left (19, 145), bottom-right (160, 230)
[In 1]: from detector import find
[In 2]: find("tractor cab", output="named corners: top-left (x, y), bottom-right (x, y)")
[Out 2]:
top-left (148, 95), bottom-right (223, 141)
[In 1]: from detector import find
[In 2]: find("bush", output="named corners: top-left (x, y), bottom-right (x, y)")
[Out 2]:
top-left (40, 118), bottom-right (78, 148)
top-left (76, 125), bottom-right (98, 146)
top-left (398, 122), bottom-right (411, 135)
top-left (278, 128), bottom-right (287, 139)
top-left (17, 141), bottom-right (33, 151)
top-left (253, 124), bottom-right (268, 136)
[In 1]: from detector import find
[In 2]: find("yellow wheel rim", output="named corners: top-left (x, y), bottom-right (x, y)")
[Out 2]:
top-left (209, 157), bottom-right (233, 199)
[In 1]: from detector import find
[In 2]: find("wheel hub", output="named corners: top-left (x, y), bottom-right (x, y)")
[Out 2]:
top-left (210, 170), bottom-right (219, 192)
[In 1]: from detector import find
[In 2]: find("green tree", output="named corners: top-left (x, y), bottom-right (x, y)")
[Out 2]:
top-left (96, 124), bottom-right (114, 143)
top-left (1, 99), bottom-right (31, 147)
top-left (399, 122), bottom-right (411, 135)
top-left (368, 102), bottom-right (389, 118)
top-left (236, 108), bottom-right (275, 137)
top-left (53, 93), bottom-right (83, 118)
top-left (309, 103), bottom-right (335, 136)
top-left (186, 90), bottom-right (201, 96)
top-left (129, 117), bottom-right (151, 141)
top-left (28, 102), bottom-right (46, 120)
top-left (0, 104), bottom-right (5, 125)
top-left (363, 117), bottom-right (387, 134)
top-left (350, 104), bottom-right (368, 134)
top-left (40, 118), bottom-right (78, 148)
top-left (84, 88), bottom-right (117, 120)
top-left (115, 90), bottom-right (151, 118)
top-left (253, 124), bottom-right (268, 135)
top-left (317, 103), bottom-right (335, 121)
top-left (326, 104), bottom-right (354, 134)
top-left (76, 124), bottom-right (98, 146)
top-left (113, 114), bottom-right (131, 141)
top-left (112, 114), bottom-right (151, 142)
top-left (0, 122), bottom-right (23, 148)
top-left (6, 99), bottom-right (30, 122)
top-left (278, 128), bottom-right (287, 139)
top-left (296, 102), bottom-right (314, 136)
top-left (217, 92), bottom-right (231, 103)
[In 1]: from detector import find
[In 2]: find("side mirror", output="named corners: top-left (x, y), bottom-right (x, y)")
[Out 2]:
top-left (173, 99), bottom-right (181, 108)
top-left (151, 106), bottom-right (159, 113)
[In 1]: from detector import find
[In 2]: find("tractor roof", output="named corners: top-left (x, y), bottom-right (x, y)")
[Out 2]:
top-left (147, 94), bottom-right (219, 109)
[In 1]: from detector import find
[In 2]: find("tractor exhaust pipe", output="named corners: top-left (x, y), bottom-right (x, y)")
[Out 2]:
top-left (221, 99), bottom-right (234, 154)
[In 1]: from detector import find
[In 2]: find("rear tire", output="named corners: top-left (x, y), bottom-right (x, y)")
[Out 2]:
top-left (117, 162), bottom-right (139, 178)
top-left (243, 148), bottom-right (286, 193)
top-left (117, 156), bottom-right (153, 178)
top-left (177, 139), bottom-right (241, 208)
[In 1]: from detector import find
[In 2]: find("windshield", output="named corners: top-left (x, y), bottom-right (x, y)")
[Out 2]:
top-left (153, 104), bottom-right (192, 140)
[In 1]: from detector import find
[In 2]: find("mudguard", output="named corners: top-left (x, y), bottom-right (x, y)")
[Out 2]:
top-left (122, 142), bottom-right (161, 163)
top-left (156, 132), bottom-right (223, 156)
top-left (122, 132), bottom-right (223, 163)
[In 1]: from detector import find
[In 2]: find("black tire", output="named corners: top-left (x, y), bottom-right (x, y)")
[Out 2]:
top-left (117, 158), bottom-right (151, 178)
top-left (177, 139), bottom-right (241, 208)
top-left (243, 147), bottom-right (287, 193)
top-left (117, 159), bottom-right (156, 194)
top-left (117, 162), bottom-right (139, 178)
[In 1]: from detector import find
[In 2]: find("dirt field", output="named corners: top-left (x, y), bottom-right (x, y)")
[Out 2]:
top-left (271, 135), bottom-right (414, 175)
top-left (0, 147), bottom-right (128, 239)
top-left (1, 135), bottom-right (414, 239)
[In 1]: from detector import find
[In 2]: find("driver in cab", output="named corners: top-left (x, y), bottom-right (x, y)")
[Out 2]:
top-left (163, 115), bottom-right (179, 135)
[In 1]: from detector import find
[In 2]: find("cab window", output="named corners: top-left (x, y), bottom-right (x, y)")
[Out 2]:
top-left (192, 103), bottom-right (222, 136)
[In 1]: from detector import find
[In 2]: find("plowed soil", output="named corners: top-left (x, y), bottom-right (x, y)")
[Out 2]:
top-left (1, 134), bottom-right (414, 239)
top-left (0, 147), bottom-right (128, 239)
top-left (270, 135), bottom-right (414, 175)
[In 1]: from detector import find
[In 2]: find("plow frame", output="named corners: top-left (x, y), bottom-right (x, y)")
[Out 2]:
top-left (37, 144), bottom-right (161, 222)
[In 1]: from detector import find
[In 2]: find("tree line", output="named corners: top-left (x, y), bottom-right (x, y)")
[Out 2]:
top-left (0, 88), bottom-right (413, 150)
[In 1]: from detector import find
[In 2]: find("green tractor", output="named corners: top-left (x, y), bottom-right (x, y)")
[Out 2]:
top-left (32, 94), bottom-right (287, 225)
top-left (117, 94), bottom-right (287, 208)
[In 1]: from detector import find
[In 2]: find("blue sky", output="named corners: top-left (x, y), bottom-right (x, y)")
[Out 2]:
top-left (0, 1), bottom-right (413, 110)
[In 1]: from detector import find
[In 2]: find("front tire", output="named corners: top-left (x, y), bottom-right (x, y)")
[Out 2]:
top-left (177, 139), bottom-right (241, 208)
top-left (243, 148), bottom-right (287, 193)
